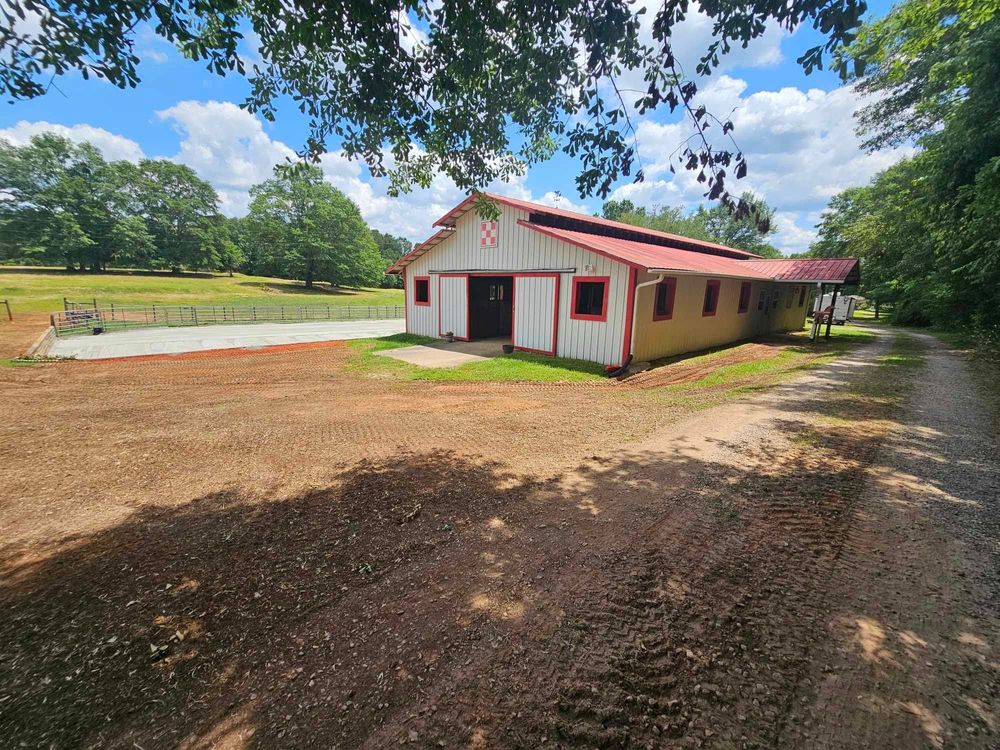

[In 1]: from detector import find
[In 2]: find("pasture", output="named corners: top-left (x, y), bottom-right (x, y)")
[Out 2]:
top-left (0, 267), bottom-right (403, 314)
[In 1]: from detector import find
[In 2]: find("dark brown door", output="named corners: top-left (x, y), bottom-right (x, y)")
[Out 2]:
top-left (469, 276), bottom-right (513, 339)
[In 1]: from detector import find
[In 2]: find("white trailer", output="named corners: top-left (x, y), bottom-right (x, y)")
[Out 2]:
top-left (813, 293), bottom-right (859, 324)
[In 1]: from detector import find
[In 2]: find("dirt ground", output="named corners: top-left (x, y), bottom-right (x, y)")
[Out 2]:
top-left (0, 325), bottom-right (996, 748)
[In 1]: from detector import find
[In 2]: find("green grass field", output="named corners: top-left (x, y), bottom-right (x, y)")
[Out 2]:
top-left (0, 267), bottom-right (403, 314)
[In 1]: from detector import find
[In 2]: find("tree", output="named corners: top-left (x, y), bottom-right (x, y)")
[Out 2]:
top-left (371, 230), bottom-right (411, 288)
top-left (810, 0), bottom-right (1000, 332)
top-left (836, 0), bottom-right (1000, 151)
top-left (108, 215), bottom-right (157, 269)
top-left (693, 192), bottom-right (781, 257)
top-left (0, 133), bottom-right (111, 269)
top-left (601, 191), bottom-right (781, 256)
top-left (134, 160), bottom-right (221, 272)
top-left (246, 165), bottom-right (382, 288)
top-left (1, 0), bottom-right (869, 218)
top-left (600, 199), bottom-right (644, 222)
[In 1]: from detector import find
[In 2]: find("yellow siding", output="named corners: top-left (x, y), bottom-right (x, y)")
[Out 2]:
top-left (632, 273), bottom-right (809, 362)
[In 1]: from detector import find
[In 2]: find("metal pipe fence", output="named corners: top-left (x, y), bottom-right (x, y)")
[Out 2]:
top-left (51, 303), bottom-right (406, 337)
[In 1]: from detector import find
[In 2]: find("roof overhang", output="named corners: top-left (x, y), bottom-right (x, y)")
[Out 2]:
top-left (432, 192), bottom-right (761, 260)
top-left (385, 228), bottom-right (455, 274)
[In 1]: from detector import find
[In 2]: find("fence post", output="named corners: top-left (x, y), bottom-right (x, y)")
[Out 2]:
top-left (193, 306), bottom-right (198, 326)
top-left (2, 300), bottom-right (11, 321)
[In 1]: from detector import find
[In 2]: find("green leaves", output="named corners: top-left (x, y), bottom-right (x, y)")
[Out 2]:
top-left (3, 0), bottom-right (869, 215)
top-left (243, 164), bottom-right (383, 288)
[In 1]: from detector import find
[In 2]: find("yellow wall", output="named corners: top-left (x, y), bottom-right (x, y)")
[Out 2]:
top-left (631, 272), bottom-right (810, 362)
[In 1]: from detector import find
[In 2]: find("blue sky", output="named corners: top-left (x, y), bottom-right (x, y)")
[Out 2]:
top-left (1, 1), bottom-right (906, 254)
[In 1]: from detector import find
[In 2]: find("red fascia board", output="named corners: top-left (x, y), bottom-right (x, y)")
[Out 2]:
top-left (386, 228), bottom-right (455, 274)
top-left (520, 221), bottom-right (772, 279)
top-left (436, 192), bottom-right (761, 259)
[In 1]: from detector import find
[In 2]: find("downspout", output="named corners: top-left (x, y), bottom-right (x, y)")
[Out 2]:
top-left (606, 272), bottom-right (665, 378)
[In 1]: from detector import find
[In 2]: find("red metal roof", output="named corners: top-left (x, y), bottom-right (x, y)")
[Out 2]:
top-left (518, 223), bottom-right (775, 279)
top-left (740, 258), bottom-right (860, 284)
top-left (385, 228), bottom-right (454, 274)
top-left (432, 192), bottom-right (761, 259)
top-left (386, 196), bottom-right (860, 284)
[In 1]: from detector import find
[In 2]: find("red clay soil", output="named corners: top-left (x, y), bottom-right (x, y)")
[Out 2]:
top-left (622, 341), bottom-right (789, 389)
top-left (78, 338), bottom-right (353, 365)
top-left (0, 330), bottom-right (996, 749)
top-left (0, 313), bottom-right (51, 358)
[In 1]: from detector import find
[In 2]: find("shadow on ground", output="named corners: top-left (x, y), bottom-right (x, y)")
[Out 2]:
top-left (1, 333), bottom-right (996, 748)
top-left (234, 281), bottom-right (377, 297)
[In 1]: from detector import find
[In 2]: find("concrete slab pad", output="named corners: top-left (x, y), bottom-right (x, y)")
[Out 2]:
top-left (374, 345), bottom-right (488, 368)
top-left (49, 319), bottom-right (405, 360)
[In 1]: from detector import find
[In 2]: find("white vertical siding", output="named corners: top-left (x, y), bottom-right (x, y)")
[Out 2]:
top-left (403, 205), bottom-right (632, 364)
top-left (513, 275), bottom-right (558, 354)
top-left (438, 275), bottom-right (468, 338)
top-left (405, 271), bottom-right (436, 338)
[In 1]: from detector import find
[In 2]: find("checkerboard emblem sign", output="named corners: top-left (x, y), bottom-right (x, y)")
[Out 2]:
top-left (480, 221), bottom-right (498, 248)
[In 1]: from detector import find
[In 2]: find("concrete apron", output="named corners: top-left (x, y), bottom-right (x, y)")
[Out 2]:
top-left (49, 319), bottom-right (406, 360)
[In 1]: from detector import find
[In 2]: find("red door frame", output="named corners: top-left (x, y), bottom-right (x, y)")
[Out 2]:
top-left (512, 272), bottom-right (560, 356)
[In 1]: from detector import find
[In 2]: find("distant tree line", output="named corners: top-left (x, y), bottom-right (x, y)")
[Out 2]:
top-left (808, 0), bottom-right (999, 334)
top-left (600, 193), bottom-right (783, 259)
top-left (0, 134), bottom-right (411, 289)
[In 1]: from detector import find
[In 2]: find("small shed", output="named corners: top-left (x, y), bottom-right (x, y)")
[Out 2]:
top-left (386, 194), bottom-right (860, 367)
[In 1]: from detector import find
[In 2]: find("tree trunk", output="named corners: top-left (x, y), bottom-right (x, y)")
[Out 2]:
top-left (874, 302), bottom-right (881, 320)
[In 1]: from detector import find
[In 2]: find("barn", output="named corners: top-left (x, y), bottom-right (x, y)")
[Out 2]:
top-left (386, 194), bottom-right (860, 367)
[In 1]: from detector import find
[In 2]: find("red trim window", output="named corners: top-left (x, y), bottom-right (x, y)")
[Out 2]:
top-left (652, 277), bottom-right (676, 321)
top-left (798, 285), bottom-right (807, 307)
top-left (413, 276), bottom-right (431, 306)
top-left (702, 279), bottom-right (721, 317)
top-left (737, 281), bottom-right (752, 314)
top-left (571, 276), bottom-right (610, 321)
top-left (786, 286), bottom-right (794, 308)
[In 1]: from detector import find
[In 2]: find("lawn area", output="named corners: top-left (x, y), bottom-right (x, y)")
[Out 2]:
top-left (345, 334), bottom-right (608, 382)
top-left (637, 322), bottom-right (875, 397)
top-left (0, 267), bottom-right (403, 314)
top-left (341, 323), bottom-right (875, 385)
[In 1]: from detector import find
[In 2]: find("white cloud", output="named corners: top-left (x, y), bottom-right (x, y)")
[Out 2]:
top-left (156, 99), bottom-right (297, 209)
top-left (143, 48), bottom-right (168, 64)
top-left (610, 76), bottom-right (915, 254)
top-left (535, 191), bottom-right (591, 214)
top-left (603, 2), bottom-right (785, 110)
top-left (151, 100), bottom-right (593, 238)
top-left (771, 212), bottom-right (819, 255)
top-left (0, 120), bottom-right (145, 162)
